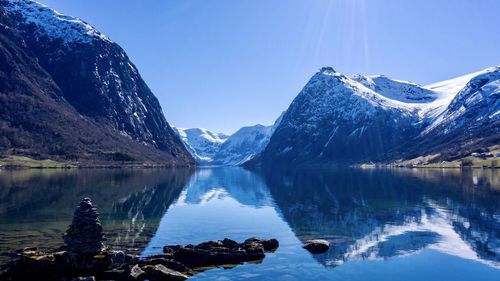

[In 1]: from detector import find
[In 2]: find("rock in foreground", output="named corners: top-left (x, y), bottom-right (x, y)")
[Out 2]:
top-left (164, 237), bottom-right (279, 268)
top-left (303, 239), bottom-right (330, 254)
top-left (0, 238), bottom-right (278, 281)
top-left (0, 197), bottom-right (279, 280)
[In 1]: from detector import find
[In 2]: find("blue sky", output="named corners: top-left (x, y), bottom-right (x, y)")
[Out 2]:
top-left (41, 0), bottom-right (500, 134)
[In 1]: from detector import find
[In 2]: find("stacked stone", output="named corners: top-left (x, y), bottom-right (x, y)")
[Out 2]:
top-left (64, 198), bottom-right (105, 255)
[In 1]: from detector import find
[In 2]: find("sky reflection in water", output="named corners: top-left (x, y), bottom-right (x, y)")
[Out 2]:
top-left (0, 167), bottom-right (499, 280)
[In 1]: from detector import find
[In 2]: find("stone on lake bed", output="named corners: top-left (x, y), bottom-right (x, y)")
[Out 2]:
top-left (129, 264), bottom-right (147, 280)
top-left (71, 277), bottom-right (96, 281)
top-left (142, 264), bottom-right (189, 281)
top-left (303, 239), bottom-right (330, 254)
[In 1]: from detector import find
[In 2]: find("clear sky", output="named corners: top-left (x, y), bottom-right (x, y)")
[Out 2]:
top-left (40, 0), bottom-right (500, 134)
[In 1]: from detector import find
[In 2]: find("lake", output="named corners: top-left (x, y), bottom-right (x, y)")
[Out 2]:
top-left (0, 167), bottom-right (499, 280)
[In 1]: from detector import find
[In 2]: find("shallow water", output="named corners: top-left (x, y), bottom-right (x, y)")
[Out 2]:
top-left (0, 167), bottom-right (499, 280)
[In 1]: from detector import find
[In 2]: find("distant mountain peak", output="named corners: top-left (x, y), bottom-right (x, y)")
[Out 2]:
top-left (320, 66), bottom-right (336, 75)
top-left (3, 0), bottom-right (111, 45)
top-left (174, 124), bottom-right (274, 166)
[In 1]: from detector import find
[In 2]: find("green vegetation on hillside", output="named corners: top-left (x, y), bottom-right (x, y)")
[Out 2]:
top-left (0, 156), bottom-right (74, 169)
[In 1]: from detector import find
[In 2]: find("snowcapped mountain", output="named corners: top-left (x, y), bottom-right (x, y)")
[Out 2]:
top-left (256, 67), bottom-right (423, 164)
top-left (351, 74), bottom-right (436, 103)
top-left (172, 127), bottom-right (229, 164)
top-left (413, 66), bottom-right (500, 159)
top-left (174, 125), bottom-right (273, 166)
top-left (255, 66), bottom-right (500, 165)
top-left (2, 0), bottom-right (110, 45)
top-left (212, 124), bottom-right (273, 166)
top-left (0, 0), bottom-right (193, 165)
top-left (424, 67), bottom-right (499, 133)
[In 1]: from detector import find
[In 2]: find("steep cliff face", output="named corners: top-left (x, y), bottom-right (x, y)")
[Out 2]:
top-left (0, 0), bottom-right (193, 165)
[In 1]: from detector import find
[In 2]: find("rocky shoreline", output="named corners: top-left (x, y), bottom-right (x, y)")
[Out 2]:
top-left (0, 198), bottom-right (278, 281)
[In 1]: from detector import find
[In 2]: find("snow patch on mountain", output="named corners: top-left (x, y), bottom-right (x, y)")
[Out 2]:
top-left (174, 124), bottom-right (274, 166)
top-left (282, 67), bottom-right (421, 134)
top-left (422, 66), bottom-right (500, 135)
top-left (259, 66), bottom-right (500, 164)
top-left (352, 74), bottom-right (436, 103)
top-left (172, 127), bottom-right (228, 164)
top-left (212, 125), bottom-right (273, 166)
top-left (3, 0), bottom-right (110, 45)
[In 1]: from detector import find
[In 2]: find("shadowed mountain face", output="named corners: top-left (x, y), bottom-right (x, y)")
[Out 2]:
top-left (0, 168), bottom-right (193, 261)
top-left (260, 167), bottom-right (500, 267)
top-left (0, 1), bottom-right (193, 165)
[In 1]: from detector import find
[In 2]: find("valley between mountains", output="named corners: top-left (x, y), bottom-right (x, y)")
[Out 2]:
top-left (0, 0), bottom-right (498, 168)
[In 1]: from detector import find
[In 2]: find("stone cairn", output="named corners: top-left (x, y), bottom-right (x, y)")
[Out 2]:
top-left (64, 198), bottom-right (105, 256)
top-left (1, 197), bottom-right (280, 281)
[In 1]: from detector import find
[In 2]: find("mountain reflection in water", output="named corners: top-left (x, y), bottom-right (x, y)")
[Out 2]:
top-left (0, 167), bottom-right (498, 280)
top-left (262, 167), bottom-right (500, 268)
top-left (0, 168), bottom-right (193, 260)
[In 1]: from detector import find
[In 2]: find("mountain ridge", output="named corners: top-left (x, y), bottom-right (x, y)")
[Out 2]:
top-left (251, 66), bottom-right (500, 166)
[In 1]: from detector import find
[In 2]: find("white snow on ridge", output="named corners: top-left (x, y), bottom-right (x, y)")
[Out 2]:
top-left (212, 124), bottom-right (273, 166)
top-left (174, 67), bottom-right (498, 165)
top-left (173, 124), bottom-right (274, 166)
top-left (419, 67), bottom-right (496, 119)
top-left (175, 127), bottom-right (228, 145)
top-left (305, 69), bottom-right (420, 118)
top-left (172, 127), bottom-right (228, 163)
top-left (352, 74), bottom-right (437, 104)
top-left (3, 0), bottom-right (111, 45)
top-left (424, 69), bottom-right (492, 96)
top-left (349, 66), bottom-right (500, 121)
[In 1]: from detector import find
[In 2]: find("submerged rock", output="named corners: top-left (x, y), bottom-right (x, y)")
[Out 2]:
top-left (64, 198), bottom-right (105, 256)
top-left (142, 264), bottom-right (189, 281)
top-left (129, 264), bottom-right (146, 280)
top-left (303, 239), bottom-right (330, 254)
top-left (71, 277), bottom-right (96, 281)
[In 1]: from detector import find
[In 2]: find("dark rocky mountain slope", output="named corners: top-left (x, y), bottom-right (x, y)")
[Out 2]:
top-left (0, 0), bottom-right (193, 166)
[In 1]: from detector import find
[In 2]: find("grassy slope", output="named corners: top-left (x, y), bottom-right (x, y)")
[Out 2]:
top-left (386, 148), bottom-right (500, 168)
top-left (0, 156), bottom-right (74, 168)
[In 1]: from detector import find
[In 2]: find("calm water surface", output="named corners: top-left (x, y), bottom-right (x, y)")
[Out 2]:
top-left (0, 167), bottom-right (499, 280)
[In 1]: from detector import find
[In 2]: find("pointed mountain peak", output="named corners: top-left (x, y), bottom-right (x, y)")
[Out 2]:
top-left (319, 66), bottom-right (337, 75)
